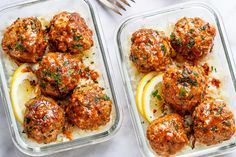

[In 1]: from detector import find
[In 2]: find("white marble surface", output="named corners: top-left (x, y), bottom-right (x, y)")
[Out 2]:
top-left (0, 0), bottom-right (236, 157)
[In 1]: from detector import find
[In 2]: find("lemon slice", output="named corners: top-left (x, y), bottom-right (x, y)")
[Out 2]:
top-left (136, 72), bottom-right (158, 116)
top-left (10, 64), bottom-right (38, 124)
top-left (142, 74), bottom-right (164, 123)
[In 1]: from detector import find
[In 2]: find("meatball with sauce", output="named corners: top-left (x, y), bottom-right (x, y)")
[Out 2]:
top-left (147, 113), bottom-right (188, 156)
top-left (193, 98), bottom-right (235, 145)
top-left (162, 65), bottom-right (207, 112)
top-left (23, 96), bottom-right (65, 144)
top-left (130, 28), bottom-right (173, 73)
top-left (170, 17), bottom-right (216, 60)
top-left (66, 84), bottom-right (112, 130)
top-left (48, 11), bottom-right (93, 54)
top-left (1, 17), bottom-right (47, 63)
top-left (35, 52), bottom-right (83, 98)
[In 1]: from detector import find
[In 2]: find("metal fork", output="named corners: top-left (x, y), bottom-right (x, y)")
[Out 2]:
top-left (98, 0), bottom-right (135, 15)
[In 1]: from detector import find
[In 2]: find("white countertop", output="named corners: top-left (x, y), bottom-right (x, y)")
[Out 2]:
top-left (0, 0), bottom-right (236, 157)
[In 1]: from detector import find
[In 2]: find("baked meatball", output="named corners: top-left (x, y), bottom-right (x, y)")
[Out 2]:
top-left (1, 17), bottom-right (47, 63)
top-left (35, 52), bottom-right (83, 98)
top-left (23, 96), bottom-right (65, 144)
top-left (193, 98), bottom-right (235, 145)
top-left (48, 11), bottom-right (93, 54)
top-left (162, 65), bottom-right (206, 112)
top-left (130, 28), bottom-right (173, 73)
top-left (170, 17), bottom-right (216, 60)
top-left (66, 84), bottom-right (112, 130)
top-left (147, 113), bottom-right (188, 156)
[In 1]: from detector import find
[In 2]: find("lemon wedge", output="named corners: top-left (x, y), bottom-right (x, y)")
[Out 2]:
top-left (10, 64), bottom-right (38, 124)
top-left (136, 72), bottom-right (158, 116)
top-left (142, 74), bottom-right (164, 123)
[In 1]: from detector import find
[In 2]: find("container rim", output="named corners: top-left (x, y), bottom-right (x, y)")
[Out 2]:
top-left (115, 1), bottom-right (236, 157)
top-left (0, 0), bottom-right (123, 156)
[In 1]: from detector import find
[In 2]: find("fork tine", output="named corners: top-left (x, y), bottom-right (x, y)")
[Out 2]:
top-left (98, 0), bottom-right (122, 15)
top-left (130, 0), bottom-right (136, 2)
top-left (120, 0), bottom-right (131, 7)
top-left (115, 1), bottom-right (126, 11)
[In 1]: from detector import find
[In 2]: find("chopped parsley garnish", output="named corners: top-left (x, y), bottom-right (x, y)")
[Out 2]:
top-left (40, 81), bottom-right (46, 89)
top-left (15, 42), bottom-right (25, 51)
top-left (25, 117), bottom-right (31, 124)
top-left (211, 126), bottom-right (218, 132)
top-left (179, 87), bottom-right (187, 97)
top-left (42, 69), bottom-right (62, 85)
top-left (170, 33), bottom-right (175, 40)
top-left (189, 79), bottom-right (198, 87)
top-left (160, 44), bottom-right (166, 54)
top-left (189, 29), bottom-right (194, 34)
top-left (68, 69), bottom-right (74, 75)
top-left (102, 95), bottom-right (110, 101)
top-left (211, 66), bottom-right (217, 72)
top-left (94, 95), bottom-right (110, 103)
top-left (172, 37), bottom-right (182, 46)
top-left (186, 38), bottom-right (195, 49)
top-left (152, 90), bottom-right (162, 101)
top-left (72, 44), bottom-right (84, 49)
top-left (73, 35), bottom-right (82, 41)
top-left (130, 54), bottom-right (138, 62)
top-left (199, 25), bottom-right (207, 31)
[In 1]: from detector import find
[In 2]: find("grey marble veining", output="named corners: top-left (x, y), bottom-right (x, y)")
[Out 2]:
top-left (0, 0), bottom-right (236, 157)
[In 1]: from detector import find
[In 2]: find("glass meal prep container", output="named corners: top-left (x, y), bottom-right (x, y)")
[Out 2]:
top-left (116, 2), bottom-right (236, 157)
top-left (0, 0), bottom-right (122, 156)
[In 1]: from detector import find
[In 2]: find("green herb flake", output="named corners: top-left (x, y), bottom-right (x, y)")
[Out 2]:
top-left (43, 116), bottom-right (47, 121)
top-left (199, 25), bottom-right (207, 31)
top-left (186, 38), bottom-right (195, 49)
top-left (102, 95), bottom-right (110, 101)
top-left (179, 87), bottom-right (187, 97)
top-left (160, 44), bottom-right (166, 54)
top-left (211, 126), bottom-right (218, 132)
top-left (40, 81), bottom-right (46, 89)
top-left (170, 33), bottom-right (175, 40)
top-left (72, 44), bottom-right (84, 49)
top-left (15, 42), bottom-right (25, 51)
top-left (73, 35), bottom-right (82, 41)
top-left (152, 90), bottom-right (162, 101)
top-left (189, 29), bottom-right (194, 34)
top-left (68, 69), bottom-right (74, 75)
top-left (130, 54), bottom-right (138, 62)
top-left (25, 117), bottom-right (31, 124)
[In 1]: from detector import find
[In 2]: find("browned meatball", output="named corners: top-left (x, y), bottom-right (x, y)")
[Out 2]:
top-left (1, 17), bottom-right (47, 63)
top-left (162, 65), bottom-right (206, 112)
top-left (193, 98), bottom-right (235, 145)
top-left (147, 113), bottom-right (188, 156)
top-left (66, 84), bottom-right (112, 130)
top-left (130, 29), bottom-right (173, 73)
top-left (170, 17), bottom-right (216, 60)
top-left (48, 11), bottom-right (93, 54)
top-left (35, 52), bottom-right (83, 98)
top-left (23, 96), bottom-right (65, 144)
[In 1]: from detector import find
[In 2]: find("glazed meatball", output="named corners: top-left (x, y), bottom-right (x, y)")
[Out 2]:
top-left (66, 84), bottom-right (112, 130)
top-left (162, 65), bottom-right (206, 112)
top-left (23, 96), bottom-right (65, 144)
top-left (193, 98), bottom-right (235, 145)
top-left (130, 29), bottom-right (173, 73)
top-left (147, 113), bottom-right (188, 156)
top-left (170, 17), bottom-right (216, 60)
top-left (35, 52), bottom-right (83, 98)
top-left (1, 17), bottom-right (47, 63)
top-left (48, 11), bottom-right (93, 54)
